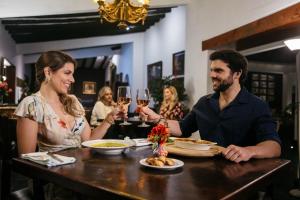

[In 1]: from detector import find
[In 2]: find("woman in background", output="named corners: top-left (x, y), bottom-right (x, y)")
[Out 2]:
top-left (90, 86), bottom-right (116, 126)
top-left (159, 86), bottom-right (183, 120)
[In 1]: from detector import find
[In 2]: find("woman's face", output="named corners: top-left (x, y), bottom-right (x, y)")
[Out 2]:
top-left (164, 88), bottom-right (172, 101)
top-left (103, 90), bottom-right (113, 103)
top-left (49, 62), bottom-right (75, 94)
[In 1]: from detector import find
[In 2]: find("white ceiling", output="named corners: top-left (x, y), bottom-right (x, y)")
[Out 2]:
top-left (0, 0), bottom-right (189, 18)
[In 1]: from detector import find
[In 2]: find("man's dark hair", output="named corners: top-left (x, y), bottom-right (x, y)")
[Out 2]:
top-left (209, 49), bottom-right (248, 84)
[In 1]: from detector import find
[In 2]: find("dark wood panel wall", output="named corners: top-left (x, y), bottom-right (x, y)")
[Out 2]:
top-left (6, 66), bottom-right (15, 104)
top-left (73, 67), bottom-right (106, 108)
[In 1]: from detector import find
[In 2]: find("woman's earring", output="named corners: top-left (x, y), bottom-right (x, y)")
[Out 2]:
top-left (45, 76), bottom-right (50, 84)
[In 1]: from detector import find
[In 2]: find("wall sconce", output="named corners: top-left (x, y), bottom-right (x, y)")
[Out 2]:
top-left (0, 58), bottom-right (11, 81)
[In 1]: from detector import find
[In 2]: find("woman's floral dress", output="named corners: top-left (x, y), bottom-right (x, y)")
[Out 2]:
top-left (159, 102), bottom-right (184, 120)
top-left (14, 91), bottom-right (86, 152)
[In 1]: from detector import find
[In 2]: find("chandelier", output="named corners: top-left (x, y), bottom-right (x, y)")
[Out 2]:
top-left (97, 0), bottom-right (150, 30)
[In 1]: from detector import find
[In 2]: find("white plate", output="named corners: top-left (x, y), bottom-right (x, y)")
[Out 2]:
top-left (139, 158), bottom-right (184, 170)
top-left (81, 139), bottom-right (132, 155)
top-left (174, 139), bottom-right (217, 151)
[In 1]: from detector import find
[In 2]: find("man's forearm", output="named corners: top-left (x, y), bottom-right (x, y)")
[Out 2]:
top-left (246, 140), bottom-right (281, 159)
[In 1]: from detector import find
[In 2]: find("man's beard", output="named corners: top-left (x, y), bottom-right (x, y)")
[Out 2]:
top-left (212, 75), bottom-right (234, 92)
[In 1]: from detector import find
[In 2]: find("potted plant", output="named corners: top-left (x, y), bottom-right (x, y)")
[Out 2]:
top-left (0, 80), bottom-right (12, 104)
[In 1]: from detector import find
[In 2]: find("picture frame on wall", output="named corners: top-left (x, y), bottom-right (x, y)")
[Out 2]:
top-left (147, 61), bottom-right (162, 88)
top-left (82, 81), bottom-right (96, 94)
top-left (172, 51), bottom-right (185, 76)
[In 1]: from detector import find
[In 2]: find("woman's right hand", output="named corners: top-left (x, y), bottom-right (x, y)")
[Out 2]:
top-left (104, 109), bottom-right (119, 125)
top-left (111, 101), bottom-right (117, 107)
top-left (106, 105), bottom-right (128, 121)
top-left (140, 106), bottom-right (160, 122)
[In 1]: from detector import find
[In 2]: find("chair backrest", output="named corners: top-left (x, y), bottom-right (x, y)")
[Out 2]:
top-left (0, 116), bottom-right (17, 200)
top-left (0, 117), bottom-right (18, 159)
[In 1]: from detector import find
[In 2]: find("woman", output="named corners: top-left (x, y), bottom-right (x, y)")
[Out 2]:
top-left (90, 86), bottom-right (116, 126)
top-left (159, 86), bottom-right (183, 120)
top-left (15, 51), bottom-right (118, 154)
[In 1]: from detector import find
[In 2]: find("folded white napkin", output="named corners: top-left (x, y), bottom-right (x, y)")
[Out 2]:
top-left (133, 138), bottom-right (152, 147)
top-left (21, 152), bottom-right (76, 167)
top-left (124, 137), bottom-right (151, 147)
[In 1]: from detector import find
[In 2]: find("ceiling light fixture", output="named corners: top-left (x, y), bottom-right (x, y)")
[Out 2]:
top-left (284, 38), bottom-right (300, 51)
top-left (96, 0), bottom-right (150, 30)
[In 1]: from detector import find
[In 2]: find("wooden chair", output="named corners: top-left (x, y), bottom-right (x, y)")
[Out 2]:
top-left (0, 116), bottom-right (40, 200)
top-left (0, 116), bottom-right (18, 199)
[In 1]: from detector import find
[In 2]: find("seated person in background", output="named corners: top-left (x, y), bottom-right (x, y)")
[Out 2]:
top-left (159, 85), bottom-right (184, 120)
top-left (15, 51), bottom-right (120, 154)
top-left (140, 49), bottom-right (281, 163)
top-left (90, 86), bottom-right (116, 126)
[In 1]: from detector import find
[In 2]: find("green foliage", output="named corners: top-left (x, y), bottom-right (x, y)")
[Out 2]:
top-left (149, 75), bottom-right (188, 111)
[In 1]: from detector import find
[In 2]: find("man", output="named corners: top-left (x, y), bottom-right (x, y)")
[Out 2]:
top-left (141, 49), bottom-right (281, 163)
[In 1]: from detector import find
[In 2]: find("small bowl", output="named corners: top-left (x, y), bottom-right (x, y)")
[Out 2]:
top-left (174, 138), bottom-right (217, 151)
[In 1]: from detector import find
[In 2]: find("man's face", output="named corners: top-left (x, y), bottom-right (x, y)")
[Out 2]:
top-left (210, 59), bottom-right (235, 92)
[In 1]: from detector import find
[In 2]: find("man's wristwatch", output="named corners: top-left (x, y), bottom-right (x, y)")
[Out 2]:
top-left (157, 116), bottom-right (169, 128)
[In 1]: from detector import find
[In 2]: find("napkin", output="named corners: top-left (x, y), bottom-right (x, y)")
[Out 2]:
top-left (133, 139), bottom-right (152, 147)
top-left (21, 152), bottom-right (76, 167)
top-left (124, 137), bottom-right (151, 147)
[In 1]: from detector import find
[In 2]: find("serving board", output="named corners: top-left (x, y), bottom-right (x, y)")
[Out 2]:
top-left (165, 143), bottom-right (224, 157)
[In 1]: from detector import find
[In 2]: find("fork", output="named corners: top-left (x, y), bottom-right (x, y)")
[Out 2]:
top-left (47, 152), bottom-right (64, 163)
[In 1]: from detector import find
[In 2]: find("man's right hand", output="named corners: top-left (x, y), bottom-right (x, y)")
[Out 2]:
top-left (140, 106), bottom-right (160, 122)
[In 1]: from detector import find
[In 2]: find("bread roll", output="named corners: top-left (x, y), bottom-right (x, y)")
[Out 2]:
top-left (165, 158), bottom-right (175, 166)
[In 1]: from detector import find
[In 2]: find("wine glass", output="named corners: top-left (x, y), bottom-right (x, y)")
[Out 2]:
top-left (136, 88), bottom-right (150, 127)
top-left (117, 86), bottom-right (132, 125)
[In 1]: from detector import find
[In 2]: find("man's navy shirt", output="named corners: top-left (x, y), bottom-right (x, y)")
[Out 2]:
top-left (179, 88), bottom-right (281, 147)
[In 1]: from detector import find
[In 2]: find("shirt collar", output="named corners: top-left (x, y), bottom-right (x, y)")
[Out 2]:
top-left (207, 87), bottom-right (250, 104)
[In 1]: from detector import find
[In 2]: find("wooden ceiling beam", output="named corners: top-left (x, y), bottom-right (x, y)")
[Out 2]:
top-left (100, 56), bottom-right (108, 69)
top-left (89, 57), bottom-right (97, 69)
top-left (202, 2), bottom-right (300, 50)
top-left (9, 25), bottom-right (148, 37)
top-left (2, 6), bottom-right (171, 43)
top-left (2, 14), bottom-right (165, 25)
top-left (2, 7), bottom-right (172, 21)
top-left (148, 7), bottom-right (173, 14)
top-left (12, 28), bottom-right (146, 43)
top-left (2, 18), bottom-right (99, 25)
top-left (5, 16), bottom-right (162, 32)
top-left (236, 24), bottom-right (300, 51)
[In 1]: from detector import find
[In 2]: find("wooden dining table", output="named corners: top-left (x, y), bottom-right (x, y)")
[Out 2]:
top-left (12, 146), bottom-right (290, 200)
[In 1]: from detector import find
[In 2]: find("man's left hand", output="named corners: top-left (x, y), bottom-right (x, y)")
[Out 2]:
top-left (222, 145), bottom-right (254, 163)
